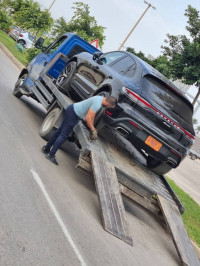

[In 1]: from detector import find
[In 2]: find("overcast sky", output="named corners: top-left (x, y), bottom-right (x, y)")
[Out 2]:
top-left (37, 0), bottom-right (200, 125)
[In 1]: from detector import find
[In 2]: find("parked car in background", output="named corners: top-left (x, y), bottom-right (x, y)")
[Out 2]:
top-left (56, 50), bottom-right (195, 175)
top-left (9, 27), bottom-right (36, 49)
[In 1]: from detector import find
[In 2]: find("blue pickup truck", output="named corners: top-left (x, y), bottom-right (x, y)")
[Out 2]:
top-left (13, 33), bottom-right (99, 138)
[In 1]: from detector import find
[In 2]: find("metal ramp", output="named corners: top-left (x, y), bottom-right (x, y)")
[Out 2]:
top-left (157, 195), bottom-right (199, 266)
top-left (91, 152), bottom-right (133, 246)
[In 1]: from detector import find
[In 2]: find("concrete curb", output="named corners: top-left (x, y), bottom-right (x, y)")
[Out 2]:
top-left (0, 41), bottom-right (24, 71)
top-left (192, 241), bottom-right (200, 260)
top-left (0, 39), bottom-right (200, 262)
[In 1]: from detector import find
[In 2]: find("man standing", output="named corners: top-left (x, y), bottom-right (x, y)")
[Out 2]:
top-left (41, 95), bottom-right (117, 165)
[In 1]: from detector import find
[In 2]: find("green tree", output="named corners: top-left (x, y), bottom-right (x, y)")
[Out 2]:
top-left (14, 1), bottom-right (53, 36)
top-left (52, 2), bottom-right (106, 47)
top-left (0, 0), bottom-right (11, 11)
top-left (161, 5), bottom-right (200, 103)
top-left (151, 56), bottom-right (171, 79)
top-left (0, 9), bottom-right (11, 31)
top-left (126, 47), bottom-right (151, 64)
top-left (193, 118), bottom-right (198, 125)
top-left (6, 0), bottom-right (53, 37)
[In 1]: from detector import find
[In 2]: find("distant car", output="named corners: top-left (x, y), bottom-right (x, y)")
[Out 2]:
top-left (188, 135), bottom-right (200, 160)
top-left (9, 27), bottom-right (35, 49)
top-left (56, 50), bottom-right (195, 175)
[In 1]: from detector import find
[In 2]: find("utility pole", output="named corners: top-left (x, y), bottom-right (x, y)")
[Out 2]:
top-left (118, 1), bottom-right (156, 50)
top-left (192, 86), bottom-right (200, 106)
top-left (48, 0), bottom-right (56, 12)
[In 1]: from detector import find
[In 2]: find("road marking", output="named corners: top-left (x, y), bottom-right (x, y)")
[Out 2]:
top-left (30, 169), bottom-right (87, 266)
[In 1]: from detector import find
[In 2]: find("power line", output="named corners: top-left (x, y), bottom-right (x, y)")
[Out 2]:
top-left (48, 0), bottom-right (57, 12)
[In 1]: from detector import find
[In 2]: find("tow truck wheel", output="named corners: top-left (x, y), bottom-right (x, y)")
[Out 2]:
top-left (39, 108), bottom-right (61, 140)
top-left (56, 61), bottom-right (76, 94)
top-left (13, 73), bottom-right (27, 98)
top-left (147, 156), bottom-right (172, 175)
top-left (191, 154), bottom-right (197, 160)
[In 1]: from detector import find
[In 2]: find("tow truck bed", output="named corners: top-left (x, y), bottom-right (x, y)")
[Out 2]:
top-left (32, 53), bottom-right (199, 265)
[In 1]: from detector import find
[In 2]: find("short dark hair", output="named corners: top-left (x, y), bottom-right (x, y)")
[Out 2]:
top-left (106, 96), bottom-right (117, 107)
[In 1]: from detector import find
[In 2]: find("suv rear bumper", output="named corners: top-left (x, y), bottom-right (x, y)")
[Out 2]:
top-left (104, 111), bottom-right (184, 168)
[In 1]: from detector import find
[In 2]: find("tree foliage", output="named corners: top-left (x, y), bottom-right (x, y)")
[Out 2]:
top-left (162, 5), bottom-right (200, 87)
top-left (0, 9), bottom-right (11, 30)
top-left (26, 37), bottom-right (52, 62)
top-left (2, 0), bottom-right (53, 36)
top-left (193, 118), bottom-right (198, 125)
top-left (52, 2), bottom-right (106, 47)
top-left (127, 5), bottom-right (200, 87)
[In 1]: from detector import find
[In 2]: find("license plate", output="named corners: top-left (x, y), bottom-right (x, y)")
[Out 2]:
top-left (145, 136), bottom-right (162, 152)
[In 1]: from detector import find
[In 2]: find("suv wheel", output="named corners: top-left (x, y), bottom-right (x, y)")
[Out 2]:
top-left (147, 156), bottom-right (172, 175)
top-left (56, 61), bottom-right (76, 94)
top-left (17, 40), bottom-right (26, 47)
top-left (191, 154), bottom-right (197, 160)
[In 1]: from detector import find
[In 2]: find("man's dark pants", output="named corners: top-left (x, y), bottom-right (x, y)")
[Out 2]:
top-left (45, 104), bottom-right (80, 157)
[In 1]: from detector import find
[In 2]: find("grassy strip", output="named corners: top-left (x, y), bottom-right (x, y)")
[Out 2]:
top-left (166, 177), bottom-right (200, 247)
top-left (0, 30), bottom-right (28, 66)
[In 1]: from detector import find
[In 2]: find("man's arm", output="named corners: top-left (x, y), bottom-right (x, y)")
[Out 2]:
top-left (85, 108), bottom-right (96, 131)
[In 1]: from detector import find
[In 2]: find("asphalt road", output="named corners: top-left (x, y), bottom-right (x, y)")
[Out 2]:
top-left (0, 48), bottom-right (181, 266)
top-left (168, 157), bottom-right (200, 205)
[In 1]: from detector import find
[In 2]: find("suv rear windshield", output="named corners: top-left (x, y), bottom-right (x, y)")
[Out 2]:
top-left (142, 75), bottom-right (193, 126)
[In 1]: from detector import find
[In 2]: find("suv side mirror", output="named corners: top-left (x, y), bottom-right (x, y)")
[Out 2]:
top-left (93, 52), bottom-right (103, 64)
top-left (34, 37), bottom-right (44, 49)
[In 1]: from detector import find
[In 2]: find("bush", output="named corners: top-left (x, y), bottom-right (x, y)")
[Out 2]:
top-left (26, 37), bottom-right (53, 62)
top-left (0, 10), bottom-right (11, 31)
top-left (26, 47), bottom-right (40, 62)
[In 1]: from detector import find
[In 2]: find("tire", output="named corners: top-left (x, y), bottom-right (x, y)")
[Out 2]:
top-left (17, 40), bottom-right (26, 47)
top-left (147, 156), bottom-right (172, 175)
top-left (56, 61), bottom-right (76, 94)
top-left (94, 91), bottom-right (110, 129)
top-left (13, 73), bottom-right (27, 98)
top-left (39, 108), bottom-right (61, 140)
top-left (191, 154), bottom-right (197, 160)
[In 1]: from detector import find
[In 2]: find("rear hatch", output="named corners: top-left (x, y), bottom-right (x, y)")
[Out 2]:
top-left (139, 75), bottom-right (195, 144)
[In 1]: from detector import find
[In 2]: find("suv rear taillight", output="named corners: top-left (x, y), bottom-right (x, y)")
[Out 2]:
top-left (122, 86), bottom-right (195, 140)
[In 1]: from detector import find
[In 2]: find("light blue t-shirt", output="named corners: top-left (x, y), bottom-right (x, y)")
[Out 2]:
top-left (74, 96), bottom-right (103, 119)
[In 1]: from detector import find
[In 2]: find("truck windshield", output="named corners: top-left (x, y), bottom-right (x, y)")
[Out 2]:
top-left (142, 75), bottom-right (193, 126)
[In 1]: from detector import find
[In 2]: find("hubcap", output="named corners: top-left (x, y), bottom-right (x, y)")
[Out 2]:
top-left (43, 113), bottom-right (55, 132)
top-left (57, 63), bottom-right (73, 85)
top-left (14, 76), bottom-right (25, 92)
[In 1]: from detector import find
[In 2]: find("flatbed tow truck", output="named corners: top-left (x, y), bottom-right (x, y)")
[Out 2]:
top-left (14, 49), bottom-right (199, 265)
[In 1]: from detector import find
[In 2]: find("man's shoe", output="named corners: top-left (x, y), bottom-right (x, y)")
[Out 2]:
top-left (41, 146), bottom-right (49, 155)
top-left (45, 154), bottom-right (58, 165)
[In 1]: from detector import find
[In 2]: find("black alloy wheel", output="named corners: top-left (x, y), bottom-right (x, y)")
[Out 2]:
top-left (56, 61), bottom-right (77, 95)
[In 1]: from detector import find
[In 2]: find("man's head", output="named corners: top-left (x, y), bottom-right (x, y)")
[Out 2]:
top-left (103, 96), bottom-right (117, 108)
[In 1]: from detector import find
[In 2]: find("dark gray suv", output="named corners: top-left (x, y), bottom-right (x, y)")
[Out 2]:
top-left (56, 50), bottom-right (195, 175)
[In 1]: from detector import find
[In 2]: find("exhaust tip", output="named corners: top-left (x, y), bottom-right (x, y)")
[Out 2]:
top-left (115, 127), bottom-right (129, 137)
